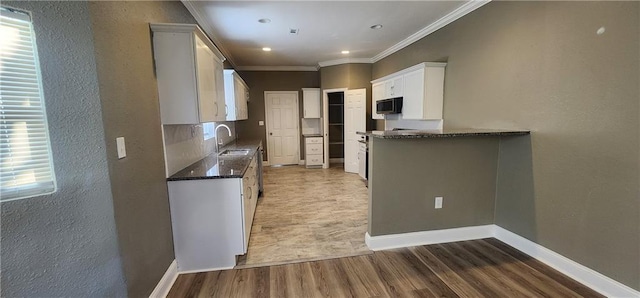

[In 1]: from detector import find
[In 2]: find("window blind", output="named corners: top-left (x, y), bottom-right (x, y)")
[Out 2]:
top-left (0, 7), bottom-right (56, 201)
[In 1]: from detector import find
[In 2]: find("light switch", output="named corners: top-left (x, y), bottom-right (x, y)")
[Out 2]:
top-left (116, 137), bottom-right (126, 159)
top-left (259, 121), bottom-right (264, 126)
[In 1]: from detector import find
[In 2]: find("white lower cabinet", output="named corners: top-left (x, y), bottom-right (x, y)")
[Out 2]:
top-left (167, 155), bottom-right (259, 272)
top-left (305, 136), bottom-right (323, 168)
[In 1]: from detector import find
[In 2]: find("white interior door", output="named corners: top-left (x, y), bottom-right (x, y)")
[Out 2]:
top-left (344, 89), bottom-right (366, 173)
top-left (265, 92), bottom-right (299, 165)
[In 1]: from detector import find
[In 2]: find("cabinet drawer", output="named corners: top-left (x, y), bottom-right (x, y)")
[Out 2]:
top-left (305, 137), bottom-right (323, 144)
top-left (306, 154), bottom-right (323, 166)
top-left (305, 143), bottom-right (323, 155)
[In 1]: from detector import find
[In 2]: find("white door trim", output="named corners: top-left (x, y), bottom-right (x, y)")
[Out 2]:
top-left (322, 88), bottom-right (348, 169)
top-left (264, 91), bottom-right (300, 166)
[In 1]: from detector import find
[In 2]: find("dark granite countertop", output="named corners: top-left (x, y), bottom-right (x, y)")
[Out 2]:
top-left (167, 139), bottom-right (262, 181)
top-left (357, 128), bottom-right (530, 139)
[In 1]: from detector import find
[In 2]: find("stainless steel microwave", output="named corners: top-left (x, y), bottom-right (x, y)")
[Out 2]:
top-left (376, 97), bottom-right (403, 114)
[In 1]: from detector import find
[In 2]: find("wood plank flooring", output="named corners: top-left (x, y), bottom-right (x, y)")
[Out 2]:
top-left (236, 164), bottom-right (370, 267)
top-left (168, 238), bottom-right (603, 298)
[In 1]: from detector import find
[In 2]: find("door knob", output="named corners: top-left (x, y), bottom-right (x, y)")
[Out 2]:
top-left (269, 132), bottom-right (272, 135)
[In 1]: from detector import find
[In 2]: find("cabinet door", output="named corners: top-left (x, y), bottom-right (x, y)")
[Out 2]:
top-left (302, 89), bottom-right (321, 118)
top-left (234, 77), bottom-right (248, 120)
top-left (242, 175), bottom-right (253, 253)
top-left (371, 83), bottom-right (385, 119)
top-left (213, 57), bottom-right (226, 121)
top-left (401, 68), bottom-right (426, 120)
top-left (153, 31), bottom-right (200, 124)
top-left (223, 70), bottom-right (237, 121)
top-left (391, 76), bottom-right (404, 97)
top-left (402, 66), bottom-right (445, 120)
top-left (358, 143), bottom-right (366, 179)
top-left (194, 35), bottom-right (216, 123)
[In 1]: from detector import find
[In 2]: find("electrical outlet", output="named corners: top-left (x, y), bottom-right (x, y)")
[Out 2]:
top-left (435, 196), bottom-right (443, 209)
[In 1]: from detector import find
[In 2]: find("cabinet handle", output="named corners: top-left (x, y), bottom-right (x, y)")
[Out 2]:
top-left (225, 105), bottom-right (228, 116)
top-left (214, 102), bottom-right (219, 116)
top-left (248, 187), bottom-right (252, 200)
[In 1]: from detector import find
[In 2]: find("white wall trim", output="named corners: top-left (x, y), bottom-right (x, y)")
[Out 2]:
top-left (235, 65), bottom-right (319, 72)
top-left (493, 226), bottom-right (639, 298)
top-left (371, 0), bottom-right (491, 62)
top-left (262, 160), bottom-right (270, 167)
top-left (365, 225), bottom-right (639, 297)
top-left (149, 260), bottom-right (178, 298)
top-left (365, 225), bottom-right (494, 251)
top-left (178, 265), bottom-right (235, 275)
top-left (317, 58), bottom-right (373, 68)
top-left (298, 159), bottom-right (305, 166)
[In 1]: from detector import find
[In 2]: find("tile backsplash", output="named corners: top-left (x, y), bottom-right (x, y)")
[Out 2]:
top-left (384, 114), bottom-right (443, 130)
top-left (162, 122), bottom-right (236, 177)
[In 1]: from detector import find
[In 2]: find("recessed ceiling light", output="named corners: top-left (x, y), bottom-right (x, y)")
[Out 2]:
top-left (258, 18), bottom-right (271, 24)
top-left (370, 24), bottom-right (383, 30)
top-left (341, 50), bottom-right (350, 54)
top-left (262, 47), bottom-right (272, 52)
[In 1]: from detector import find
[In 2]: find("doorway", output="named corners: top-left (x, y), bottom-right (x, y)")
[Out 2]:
top-left (322, 88), bottom-right (366, 172)
top-left (264, 91), bottom-right (300, 166)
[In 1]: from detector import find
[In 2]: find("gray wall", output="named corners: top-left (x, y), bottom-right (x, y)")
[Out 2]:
top-left (88, 1), bottom-right (198, 296)
top-left (368, 137), bottom-right (499, 235)
top-left (373, 1), bottom-right (639, 290)
top-left (236, 71), bottom-right (320, 160)
top-left (0, 1), bottom-right (127, 296)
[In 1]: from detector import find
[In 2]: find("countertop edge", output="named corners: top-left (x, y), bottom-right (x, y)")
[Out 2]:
top-left (357, 129), bottom-right (530, 139)
top-left (166, 139), bottom-right (262, 181)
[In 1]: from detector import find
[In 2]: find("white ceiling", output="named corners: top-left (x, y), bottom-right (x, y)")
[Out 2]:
top-left (182, 1), bottom-right (488, 70)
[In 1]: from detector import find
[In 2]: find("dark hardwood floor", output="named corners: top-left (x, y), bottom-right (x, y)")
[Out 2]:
top-left (167, 238), bottom-right (603, 298)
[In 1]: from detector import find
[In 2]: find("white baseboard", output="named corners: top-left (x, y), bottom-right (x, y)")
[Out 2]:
top-left (365, 225), bottom-right (494, 251)
top-left (493, 226), bottom-right (639, 298)
top-left (262, 160), bottom-right (269, 166)
top-left (149, 260), bottom-right (178, 298)
top-left (298, 159), bottom-right (305, 166)
top-left (329, 158), bottom-right (344, 163)
top-left (366, 225), bottom-right (639, 297)
top-left (178, 265), bottom-right (234, 275)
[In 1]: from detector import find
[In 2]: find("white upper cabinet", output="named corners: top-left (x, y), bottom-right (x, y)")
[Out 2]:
top-left (371, 83), bottom-right (385, 119)
top-left (401, 63), bottom-right (445, 120)
top-left (151, 23), bottom-right (226, 124)
top-left (302, 88), bottom-right (321, 118)
top-left (385, 76), bottom-right (404, 98)
top-left (371, 62), bottom-right (446, 120)
top-left (224, 70), bottom-right (249, 121)
top-left (213, 58), bottom-right (226, 121)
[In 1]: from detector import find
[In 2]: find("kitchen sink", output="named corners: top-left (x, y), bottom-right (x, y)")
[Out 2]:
top-left (218, 149), bottom-right (251, 156)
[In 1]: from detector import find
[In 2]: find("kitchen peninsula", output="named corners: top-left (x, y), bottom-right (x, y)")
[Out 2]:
top-left (358, 128), bottom-right (530, 243)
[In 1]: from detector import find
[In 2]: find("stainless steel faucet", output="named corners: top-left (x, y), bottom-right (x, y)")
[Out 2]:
top-left (215, 124), bottom-right (232, 153)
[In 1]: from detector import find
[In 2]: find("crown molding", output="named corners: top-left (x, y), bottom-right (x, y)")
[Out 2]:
top-left (235, 65), bottom-right (320, 72)
top-left (181, 0), bottom-right (237, 69)
top-left (181, 0), bottom-right (489, 70)
top-left (372, 0), bottom-right (490, 62)
top-left (317, 58), bottom-right (373, 68)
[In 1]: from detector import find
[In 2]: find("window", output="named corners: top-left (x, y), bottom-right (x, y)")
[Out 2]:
top-left (0, 7), bottom-right (56, 201)
top-left (202, 122), bottom-right (215, 141)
